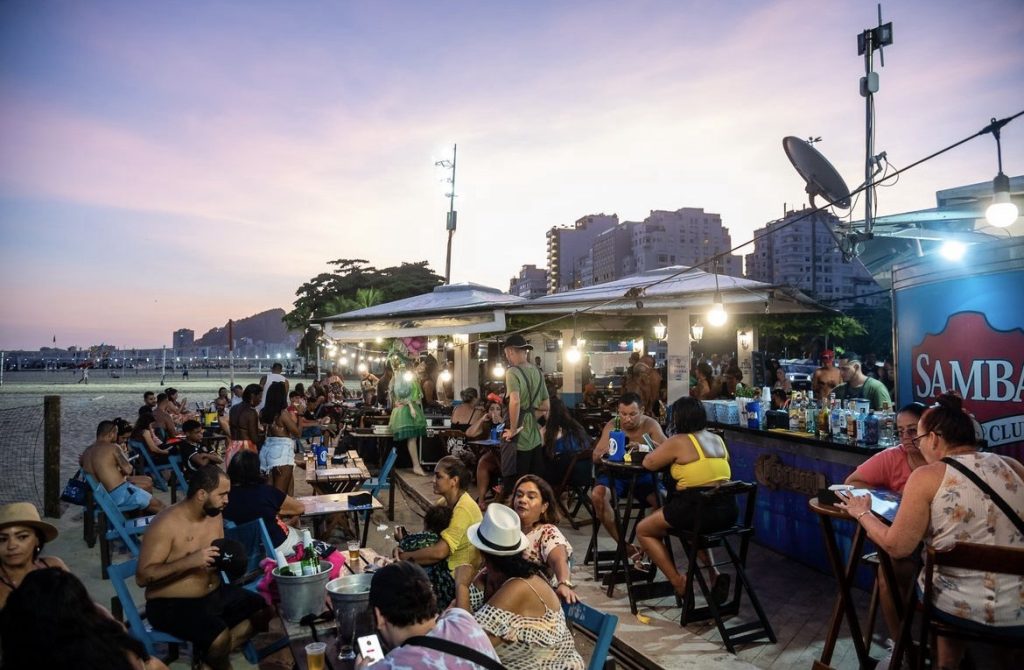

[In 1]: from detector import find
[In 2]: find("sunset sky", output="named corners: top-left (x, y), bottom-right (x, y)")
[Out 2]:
top-left (1, 0), bottom-right (1022, 350)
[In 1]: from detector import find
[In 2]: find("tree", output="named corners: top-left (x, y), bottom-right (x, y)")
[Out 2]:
top-left (285, 259), bottom-right (444, 356)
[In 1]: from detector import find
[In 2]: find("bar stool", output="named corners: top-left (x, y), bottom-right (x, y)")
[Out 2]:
top-left (672, 481), bottom-right (776, 653)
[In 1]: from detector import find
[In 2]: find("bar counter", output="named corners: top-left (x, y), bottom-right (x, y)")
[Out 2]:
top-left (710, 422), bottom-right (881, 583)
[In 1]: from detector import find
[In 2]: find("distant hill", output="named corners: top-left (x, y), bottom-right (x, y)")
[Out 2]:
top-left (195, 308), bottom-right (298, 345)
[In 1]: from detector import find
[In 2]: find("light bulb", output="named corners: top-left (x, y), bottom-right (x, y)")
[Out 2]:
top-left (402, 370), bottom-right (414, 382)
top-left (439, 369), bottom-right (452, 383)
top-left (375, 336), bottom-right (383, 344)
top-left (492, 362), bottom-right (506, 378)
top-left (653, 319), bottom-right (667, 340)
top-left (566, 346), bottom-right (581, 364)
top-left (357, 362), bottom-right (368, 373)
top-left (939, 240), bottom-right (966, 261)
top-left (986, 191), bottom-right (1018, 228)
top-left (357, 342), bottom-right (365, 348)
top-left (707, 301), bottom-right (728, 327)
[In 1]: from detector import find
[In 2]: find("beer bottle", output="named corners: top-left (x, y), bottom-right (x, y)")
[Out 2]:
top-left (300, 529), bottom-right (319, 576)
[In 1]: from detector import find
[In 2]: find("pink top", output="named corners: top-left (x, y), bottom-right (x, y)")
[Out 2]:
top-left (849, 445), bottom-right (913, 493)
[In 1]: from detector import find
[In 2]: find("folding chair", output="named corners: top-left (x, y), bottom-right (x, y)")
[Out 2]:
top-left (128, 439), bottom-right (188, 501)
top-left (563, 601), bottom-right (618, 670)
top-left (84, 473), bottom-right (154, 579)
top-left (672, 481), bottom-right (775, 653)
top-left (222, 518), bottom-right (291, 663)
top-left (107, 559), bottom-right (193, 667)
top-left (552, 447), bottom-right (595, 530)
top-left (914, 542), bottom-right (1024, 670)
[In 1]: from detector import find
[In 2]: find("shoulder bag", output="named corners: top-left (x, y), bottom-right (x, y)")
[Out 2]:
top-left (403, 635), bottom-right (506, 670)
top-left (61, 469), bottom-right (89, 506)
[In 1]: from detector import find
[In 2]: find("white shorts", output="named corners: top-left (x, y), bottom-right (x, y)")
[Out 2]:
top-left (260, 436), bottom-right (294, 473)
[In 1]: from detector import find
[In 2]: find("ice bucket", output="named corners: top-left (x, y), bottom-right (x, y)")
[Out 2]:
top-left (326, 573), bottom-right (374, 658)
top-left (274, 565), bottom-right (331, 622)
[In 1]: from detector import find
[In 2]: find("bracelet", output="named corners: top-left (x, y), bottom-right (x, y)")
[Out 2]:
top-left (856, 511), bottom-right (870, 522)
top-left (558, 579), bottom-right (576, 589)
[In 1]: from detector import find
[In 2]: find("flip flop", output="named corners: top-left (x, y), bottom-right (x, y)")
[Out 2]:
top-left (627, 545), bottom-right (650, 572)
top-left (710, 573), bottom-right (731, 605)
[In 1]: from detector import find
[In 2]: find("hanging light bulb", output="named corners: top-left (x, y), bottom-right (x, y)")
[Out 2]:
top-left (690, 320), bottom-right (704, 342)
top-left (653, 319), bottom-right (667, 340)
top-left (357, 362), bottom-right (368, 373)
top-left (565, 337), bottom-right (581, 364)
top-left (707, 260), bottom-right (727, 327)
top-left (986, 173), bottom-right (1018, 228)
top-left (357, 342), bottom-right (365, 348)
top-left (439, 368), bottom-right (452, 383)
top-left (402, 370), bottom-right (414, 382)
top-left (375, 336), bottom-right (384, 344)
top-left (492, 362), bottom-right (505, 378)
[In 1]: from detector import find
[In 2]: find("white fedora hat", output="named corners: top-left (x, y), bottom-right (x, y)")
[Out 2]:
top-left (467, 503), bottom-right (529, 556)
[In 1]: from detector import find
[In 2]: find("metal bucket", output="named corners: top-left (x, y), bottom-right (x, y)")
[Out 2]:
top-left (274, 566), bottom-right (331, 622)
top-left (326, 573), bottom-right (374, 659)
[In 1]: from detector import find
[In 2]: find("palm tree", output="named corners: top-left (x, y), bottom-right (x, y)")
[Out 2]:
top-left (355, 287), bottom-right (384, 309)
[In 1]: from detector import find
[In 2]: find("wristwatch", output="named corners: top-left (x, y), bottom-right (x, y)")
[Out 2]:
top-left (558, 579), bottom-right (576, 589)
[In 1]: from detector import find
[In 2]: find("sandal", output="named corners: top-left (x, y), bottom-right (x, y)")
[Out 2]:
top-left (710, 573), bottom-right (731, 605)
top-left (627, 545), bottom-right (650, 572)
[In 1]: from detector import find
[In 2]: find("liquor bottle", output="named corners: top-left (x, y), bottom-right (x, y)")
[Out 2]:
top-left (845, 401), bottom-right (857, 440)
top-left (817, 401), bottom-right (831, 438)
top-left (805, 397), bottom-right (817, 435)
top-left (865, 410), bottom-right (880, 446)
top-left (830, 396), bottom-right (844, 441)
top-left (788, 394), bottom-right (801, 431)
top-left (855, 404), bottom-right (868, 444)
top-left (879, 402), bottom-right (895, 447)
top-left (300, 529), bottom-right (319, 576)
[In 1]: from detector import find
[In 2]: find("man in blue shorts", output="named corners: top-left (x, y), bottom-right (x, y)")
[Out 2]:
top-left (591, 393), bottom-right (667, 566)
top-left (80, 420), bottom-right (164, 514)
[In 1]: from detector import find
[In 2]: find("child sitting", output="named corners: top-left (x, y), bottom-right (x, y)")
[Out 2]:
top-left (396, 504), bottom-right (455, 610)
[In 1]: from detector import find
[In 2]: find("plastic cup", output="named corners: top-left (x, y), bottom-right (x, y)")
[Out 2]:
top-left (348, 540), bottom-right (360, 562)
top-left (305, 641), bottom-right (327, 670)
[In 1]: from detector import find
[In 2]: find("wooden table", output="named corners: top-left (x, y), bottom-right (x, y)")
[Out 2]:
top-left (595, 457), bottom-right (674, 614)
top-left (305, 450), bottom-right (369, 494)
top-left (809, 489), bottom-right (906, 670)
top-left (297, 492), bottom-right (383, 546)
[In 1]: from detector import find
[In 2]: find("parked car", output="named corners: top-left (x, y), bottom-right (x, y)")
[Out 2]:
top-left (779, 359), bottom-right (817, 391)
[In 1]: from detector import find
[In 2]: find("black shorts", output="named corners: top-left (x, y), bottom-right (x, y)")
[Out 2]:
top-left (499, 442), bottom-right (545, 482)
top-left (663, 489), bottom-right (738, 534)
top-left (146, 584), bottom-right (266, 654)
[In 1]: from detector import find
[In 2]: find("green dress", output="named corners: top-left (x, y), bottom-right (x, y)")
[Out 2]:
top-left (389, 372), bottom-right (427, 440)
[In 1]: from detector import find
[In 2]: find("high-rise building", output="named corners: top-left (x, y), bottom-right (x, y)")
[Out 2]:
top-left (631, 208), bottom-right (742, 277)
top-left (744, 208), bottom-right (884, 308)
top-left (172, 328), bottom-right (195, 349)
top-left (591, 222), bottom-right (636, 285)
top-left (509, 265), bottom-right (548, 299)
top-left (545, 214), bottom-right (618, 293)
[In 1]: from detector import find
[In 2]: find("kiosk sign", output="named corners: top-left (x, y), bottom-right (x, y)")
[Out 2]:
top-left (910, 311), bottom-right (1024, 450)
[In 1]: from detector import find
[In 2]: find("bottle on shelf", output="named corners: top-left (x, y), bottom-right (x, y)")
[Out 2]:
top-left (829, 395), bottom-right (845, 441)
top-left (855, 404), bottom-right (868, 444)
top-left (805, 397), bottom-right (818, 436)
top-left (844, 401), bottom-right (857, 441)
top-left (865, 410), bottom-right (880, 446)
top-left (817, 400), bottom-right (831, 439)
top-left (788, 393), bottom-right (802, 431)
top-left (879, 401), bottom-right (895, 447)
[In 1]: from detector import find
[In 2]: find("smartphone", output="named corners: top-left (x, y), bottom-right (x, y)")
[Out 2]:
top-left (394, 525), bottom-right (407, 542)
top-left (357, 633), bottom-right (385, 664)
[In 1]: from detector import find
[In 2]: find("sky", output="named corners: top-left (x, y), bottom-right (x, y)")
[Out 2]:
top-left (1, 0), bottom-right (1022, 350)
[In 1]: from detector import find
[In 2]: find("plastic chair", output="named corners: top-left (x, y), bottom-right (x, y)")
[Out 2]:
top-left (672, 481), bottom-right (775, 653)
top-left (128, 439), bottom-right (188, 501)
top-left (83, 472), bottom-right (154, 579)
top-left (914, 542), bottom-right (1024, 670)
top-left (107, 558), bottom-right (192, 666)
top-left (563, 601), bottom-right (618, 670)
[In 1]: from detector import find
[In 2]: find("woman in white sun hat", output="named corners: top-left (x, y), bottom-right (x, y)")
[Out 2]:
top-left (460, 503), bottom-right (583, 670)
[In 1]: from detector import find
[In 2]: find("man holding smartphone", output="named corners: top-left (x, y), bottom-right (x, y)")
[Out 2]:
top-left (358, 561), bottom-right (500, 669)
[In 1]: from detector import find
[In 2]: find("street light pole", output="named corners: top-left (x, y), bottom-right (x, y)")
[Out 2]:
top-left (436, 144), bottom-right (457, 284)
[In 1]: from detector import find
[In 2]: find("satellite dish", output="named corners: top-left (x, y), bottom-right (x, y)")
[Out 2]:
top-left (783, 136), bottom-right (852, 209)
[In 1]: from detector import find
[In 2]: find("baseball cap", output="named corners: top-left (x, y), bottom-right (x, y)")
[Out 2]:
top-left (502, 334), bottom-right (533, 351)
top-left (821, 350), bottom-right (835, 360)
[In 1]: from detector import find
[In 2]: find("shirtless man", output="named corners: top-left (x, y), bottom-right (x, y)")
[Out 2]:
top-left (152, 393), bottom-right (180, 440)
top-left (80, 420), bottom-right (164, 514)
top-left (591, 392), bottom-right (667, 565)
top-left (811, 350), bottom-right (842, 404)
top-left (136, 465), bottom-right (268, 670)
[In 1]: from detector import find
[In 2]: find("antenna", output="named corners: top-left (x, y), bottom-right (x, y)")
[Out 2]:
top-left (858, 3), bottom-right (894, 238)
top-left (782, 136), bottom-right (857, 260)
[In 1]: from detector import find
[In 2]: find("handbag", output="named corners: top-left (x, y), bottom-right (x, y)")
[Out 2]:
top-left (403, 635), bottom-right (506, 670)
top-left (61, 469), bottom-right (89, 506)
top-left (942, 456), bottom-right (1024, 536)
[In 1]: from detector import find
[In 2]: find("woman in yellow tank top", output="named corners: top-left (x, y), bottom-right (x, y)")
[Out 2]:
top-left (636, 397), bottom-right (737, 602)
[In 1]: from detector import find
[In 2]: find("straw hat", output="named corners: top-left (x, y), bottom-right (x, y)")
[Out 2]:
top-left (0, 503), bottom-right (58, 542)
top-left (467, 504), bottom-right (528, 557)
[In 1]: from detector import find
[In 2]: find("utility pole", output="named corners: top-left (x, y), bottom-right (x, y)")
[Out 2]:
top-left (857, 4), bottom-right (893, 238)
top-left (436, 144), bottom-right (458, 284)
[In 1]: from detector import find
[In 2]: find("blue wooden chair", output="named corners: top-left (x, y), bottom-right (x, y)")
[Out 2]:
top-left (563, 601), bottom-right (618, 670)
top-left (108, 558), bottom-right (192, 666)
top-left (128, 439), bottom-right (188, 501)
top-left (83, 472), bottom-right (154, 579)
top-left (361, 446), bottom-right (397, 497)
